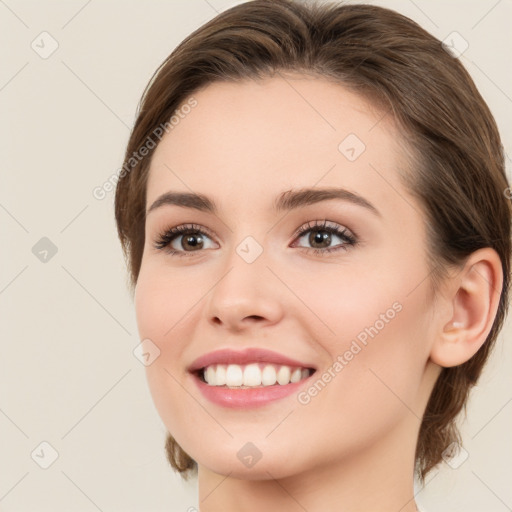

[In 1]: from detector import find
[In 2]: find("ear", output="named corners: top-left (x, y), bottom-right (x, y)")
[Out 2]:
top-left (429, 248), bottom-right (503, 368)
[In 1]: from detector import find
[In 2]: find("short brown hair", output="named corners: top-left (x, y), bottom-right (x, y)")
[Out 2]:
top-left (114, 0), bottom-right (511, 483)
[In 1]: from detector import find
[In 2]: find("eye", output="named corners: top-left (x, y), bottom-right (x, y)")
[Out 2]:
top-left (153, 220), bottom-right (357, 257)
top-left (153, 223), bottom-right (217, 257)
top-left (291, 220), bottom-right (357, 254)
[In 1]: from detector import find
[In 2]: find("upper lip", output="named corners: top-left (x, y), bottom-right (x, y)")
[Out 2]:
top-left (187, 348), bottom-right (317, 373)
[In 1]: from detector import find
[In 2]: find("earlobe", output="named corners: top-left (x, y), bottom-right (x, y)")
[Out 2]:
top-left (429, 248), bottom-right (503, 368)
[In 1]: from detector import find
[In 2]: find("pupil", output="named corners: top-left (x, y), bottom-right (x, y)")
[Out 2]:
top-left (184, 234), bottom-right (202, 250)
top-left (311, 231), bottom-right (330, 248)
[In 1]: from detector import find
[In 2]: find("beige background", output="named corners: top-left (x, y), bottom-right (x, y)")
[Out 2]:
top-left (1, 0), bottom-right (511, 510)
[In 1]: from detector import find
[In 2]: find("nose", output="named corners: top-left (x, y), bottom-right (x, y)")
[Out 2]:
top-left (205, 249), bottom-right (285, 332)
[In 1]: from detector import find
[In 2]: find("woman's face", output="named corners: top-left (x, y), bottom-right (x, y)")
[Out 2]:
top-left (135, 75), bottom-right (442, 479)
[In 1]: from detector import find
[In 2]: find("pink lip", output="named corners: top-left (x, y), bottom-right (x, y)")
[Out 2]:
top-left (187, 347), bottom-right (316, 373)
top-left (187, 347), bottom-right (316, 409)
top-left (191, 374), bottom-right (314, 408)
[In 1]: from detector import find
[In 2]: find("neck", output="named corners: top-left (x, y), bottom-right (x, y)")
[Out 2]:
top-left (197, 415), bottom-right (421, 512)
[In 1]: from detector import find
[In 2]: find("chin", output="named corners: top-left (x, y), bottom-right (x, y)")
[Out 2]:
top-left (199, 455), bottom-right (302, 481)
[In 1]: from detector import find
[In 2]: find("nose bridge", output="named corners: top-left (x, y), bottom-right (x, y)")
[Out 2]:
top-left (205, 233), bottom-right (284, 327)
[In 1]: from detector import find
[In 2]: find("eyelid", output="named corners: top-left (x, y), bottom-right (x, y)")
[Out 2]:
top-left (153, 219), bottom-right (357, 256)
top-left (291, 219), bottom-right (355, 239)
top-left (290, 220), bottom-right (357, 251)
top-left (152, 223), bottom-right (218, 253)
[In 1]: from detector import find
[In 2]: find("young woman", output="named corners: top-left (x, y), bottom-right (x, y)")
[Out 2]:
top-left (114, 1), bottom-right (511, 510)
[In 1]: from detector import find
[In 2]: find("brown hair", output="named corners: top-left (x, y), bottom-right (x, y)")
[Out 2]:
top-left (114, 0), bottom-right (511, 483)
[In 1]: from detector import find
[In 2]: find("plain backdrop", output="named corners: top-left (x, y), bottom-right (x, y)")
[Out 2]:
top-left (1, 0), bottom-right (511, 511)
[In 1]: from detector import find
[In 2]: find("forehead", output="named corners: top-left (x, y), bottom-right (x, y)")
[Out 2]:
top-left (146, 74), bottom-right (411, 219)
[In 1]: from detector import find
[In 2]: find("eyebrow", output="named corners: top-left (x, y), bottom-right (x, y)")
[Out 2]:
top-left (146, 187), bottom-right (380, 217)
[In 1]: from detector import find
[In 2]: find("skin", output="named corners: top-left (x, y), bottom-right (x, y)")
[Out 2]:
top-left (134, 74), bottom-right (502, 511)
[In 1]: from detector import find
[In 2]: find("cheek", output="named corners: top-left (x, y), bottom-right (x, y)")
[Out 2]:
top-left (281, 284), bottom-right (433, 468)
top-left (290, 255), bottom-right (433, 417)
top-left (134, 261), bottom-right (224, 439)
top-left (134, 261), bottom-right (200, 347)
top-left (283, 257), bottom-right (414, 350)
top-left (134, 265), bottom-right (190, 412)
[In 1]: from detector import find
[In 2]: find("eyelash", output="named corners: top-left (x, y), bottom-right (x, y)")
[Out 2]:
top-left (153, 220), bottom-right (357, 258)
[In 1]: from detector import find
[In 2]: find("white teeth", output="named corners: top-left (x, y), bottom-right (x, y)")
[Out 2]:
top-left (205, 366), bottom-right (216, 385)
top-left (290, 368), bottom-right (302, 383)
top-left (202, 363), bottom-right (312, 388)
top-left (226, 364), bottom-right (243, 386)
top-left (261, 365), bottom-right (277, 386)
top-left (216, 364), bottom-right (226, 386)
top-left (243, 363), bottom-right (262, 386)
top-left (276, 365), bottom-right (291, 385)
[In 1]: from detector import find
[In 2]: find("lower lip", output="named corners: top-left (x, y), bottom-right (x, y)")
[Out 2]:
top-left (191, 372), bottom-right (315, 409)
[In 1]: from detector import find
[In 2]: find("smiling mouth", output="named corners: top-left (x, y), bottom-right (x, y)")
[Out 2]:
top-left (194, 362), bottom-right (316, 388)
